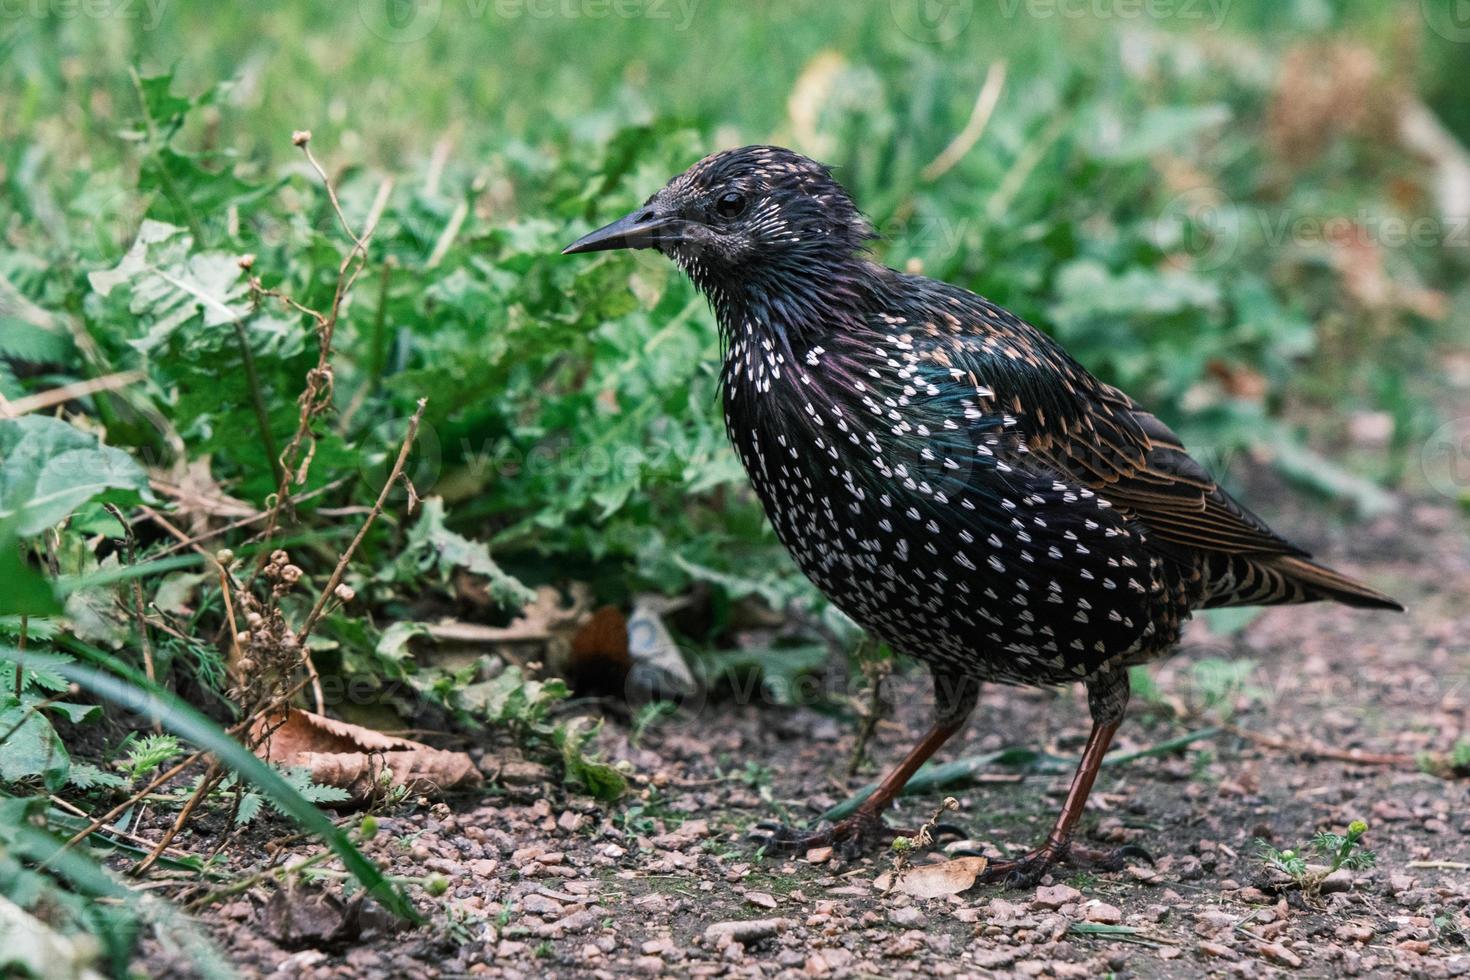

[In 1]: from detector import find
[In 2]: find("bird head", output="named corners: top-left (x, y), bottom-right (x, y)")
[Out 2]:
top-left (562, 145), bottom-right (874, 296)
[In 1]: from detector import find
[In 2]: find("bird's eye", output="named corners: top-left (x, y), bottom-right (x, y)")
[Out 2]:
top-left (715, 191), bottom-right (747, 218)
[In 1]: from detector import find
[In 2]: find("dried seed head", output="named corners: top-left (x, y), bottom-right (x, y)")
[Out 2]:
top-left (238, 254), bottom-right (255, 271)
top-left (271, 549), bottom-right (289, 565)
top-left (334, 584), bottom-right (356, 603)
top-left (215, 548), bottom-right (235, 566)
top-left (281, 564), bottom-right (303, 585)
top-left (292, 129), bottom-right (311, 147)
top-left (245, 612), bottom-right (264, 629)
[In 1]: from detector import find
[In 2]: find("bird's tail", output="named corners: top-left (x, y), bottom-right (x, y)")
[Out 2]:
top-left (1202, 553), bottom-right (1404, 611)
top-left (1264, 555), bottom-right (1404, 610)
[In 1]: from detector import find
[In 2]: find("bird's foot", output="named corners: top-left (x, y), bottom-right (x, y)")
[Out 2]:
top-left (752, 810), bottom-right (966, 861)
top-left (957, 840), bottom-right (1154, 888)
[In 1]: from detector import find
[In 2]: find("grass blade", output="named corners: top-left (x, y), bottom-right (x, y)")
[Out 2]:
top-left (0, 643), bottom-right (421, 923)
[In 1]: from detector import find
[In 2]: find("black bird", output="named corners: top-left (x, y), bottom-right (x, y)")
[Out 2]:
top-left (563, 146), bottom-right (1401, 882)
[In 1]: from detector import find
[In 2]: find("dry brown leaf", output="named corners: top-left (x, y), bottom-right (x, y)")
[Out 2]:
top-left (874, 856), bottom-right (989, 899)
top-left (252, 708), bottom-right (481, 803)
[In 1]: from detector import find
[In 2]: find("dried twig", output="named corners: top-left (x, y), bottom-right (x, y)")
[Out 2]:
top-left (13, 615), bottom-right (25, 698)
top-left (846, 637), bottom-right (890, 777)
top-left (1225, 724), bottom-right (1418, 767)
top-left (103, 504), bottom-right (157, 727)
top-left (297, 398), bottom-right (427, 649)
top-left (147, 477), bottom-right (351, 561)
top-left (0, 370), bottom-right (146, 419)
top-left (133, 760), bottom-right (224, 876)
top-left (56, 674), bottom-right (313, 857)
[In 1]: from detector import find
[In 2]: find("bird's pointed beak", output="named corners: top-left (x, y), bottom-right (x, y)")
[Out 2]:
top-left (561, 208), bottom-right (675, 255)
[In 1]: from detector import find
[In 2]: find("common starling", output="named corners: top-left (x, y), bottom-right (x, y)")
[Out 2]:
top-left (563, 146), bottom-right (1402, 883)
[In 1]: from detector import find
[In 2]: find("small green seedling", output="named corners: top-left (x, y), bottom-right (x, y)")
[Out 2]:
top-left (1258, 819), bottom-right (1375, 896)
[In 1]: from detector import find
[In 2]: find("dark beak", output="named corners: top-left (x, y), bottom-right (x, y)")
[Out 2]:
top-left (562, 208), bottom-right (676, 255)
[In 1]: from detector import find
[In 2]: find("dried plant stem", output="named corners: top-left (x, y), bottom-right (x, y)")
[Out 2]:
top-left (922, 60), bottom-right (1008, 182)
top-left (14, 615), bottom-right (25, 697)
top-left (1225, 724), bottom-right (1417, 767)
top-left (846, 637), bottom-right (890, 777)
top-left (249, 138), bottom-right (391, 587)
top-left (296, 397), bottom-right (426, 649)
top-left (103, 504), bottom-right (158, 730)
top-left (147, 477), bottom-right (350, 561)
top-left (132, 759), bottom-right (224, 876)
top-left (0, 370), bottom-right (146, 419)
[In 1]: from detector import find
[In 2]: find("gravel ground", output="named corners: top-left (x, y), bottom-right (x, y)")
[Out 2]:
top-left (138, 492), bottom-right (1469, 979)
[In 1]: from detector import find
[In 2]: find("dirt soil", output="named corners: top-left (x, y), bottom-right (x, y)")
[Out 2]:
top-left (139, 491), bottom-right (1470, 979)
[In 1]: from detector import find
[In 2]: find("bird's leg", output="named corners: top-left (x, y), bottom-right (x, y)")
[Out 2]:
top-left (977, 668), bottom-right (1139, 886)
top-left (758, 670), bottom-right (979, 858)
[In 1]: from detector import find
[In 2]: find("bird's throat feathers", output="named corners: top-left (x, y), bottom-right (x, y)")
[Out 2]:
top-left (688, 251), bottom-right (896, 381)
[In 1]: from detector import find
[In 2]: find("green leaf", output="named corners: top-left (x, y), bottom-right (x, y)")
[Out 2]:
top-left (0, 533), bottom-right (62, 616)
top-left (65, 762), bottom-right (127, 790)
top-left (134, 68), bottom-right (196, 126)
top-left (45, 701), bottom-right (103, 724)
top-left (555, 718), bottom-right (626, 802)
top-left (234, 792), bottom-right (264, 826)
top-left (400, 497), bottom-right (535, 608)
top-left (375, 621), bottom-right (431, 665)
top-left (0, 416), bottom-right (152, 536)
top-left (0, 695), bottom-right (71, 791)
top-left (88, 220), bottom-right (248, 348)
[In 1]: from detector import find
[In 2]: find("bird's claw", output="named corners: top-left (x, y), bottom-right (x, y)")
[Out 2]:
top-left (969, 840), bottom-right (1157, 888)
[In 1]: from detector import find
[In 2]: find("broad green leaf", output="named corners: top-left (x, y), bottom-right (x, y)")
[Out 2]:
top-left (88, 220), bottom-right (248, 348)
top-left (0, 695), bottom-right (71, 791)
top-left (0, 535), bottom-right (62, 616)
top-left (0, 416), bottom-right (152, 536)
top-left (399, 497), bottom-right (535, 608)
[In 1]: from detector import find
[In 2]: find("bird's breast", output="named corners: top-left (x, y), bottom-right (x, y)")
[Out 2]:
top-left (719, 344), bottom-right (1172, 683)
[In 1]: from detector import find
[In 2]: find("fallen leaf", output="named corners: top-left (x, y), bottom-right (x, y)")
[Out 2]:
top-left (874, 856), bottom-right (989, 899)
top-left (252, 708), bottom-right (481, 802)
